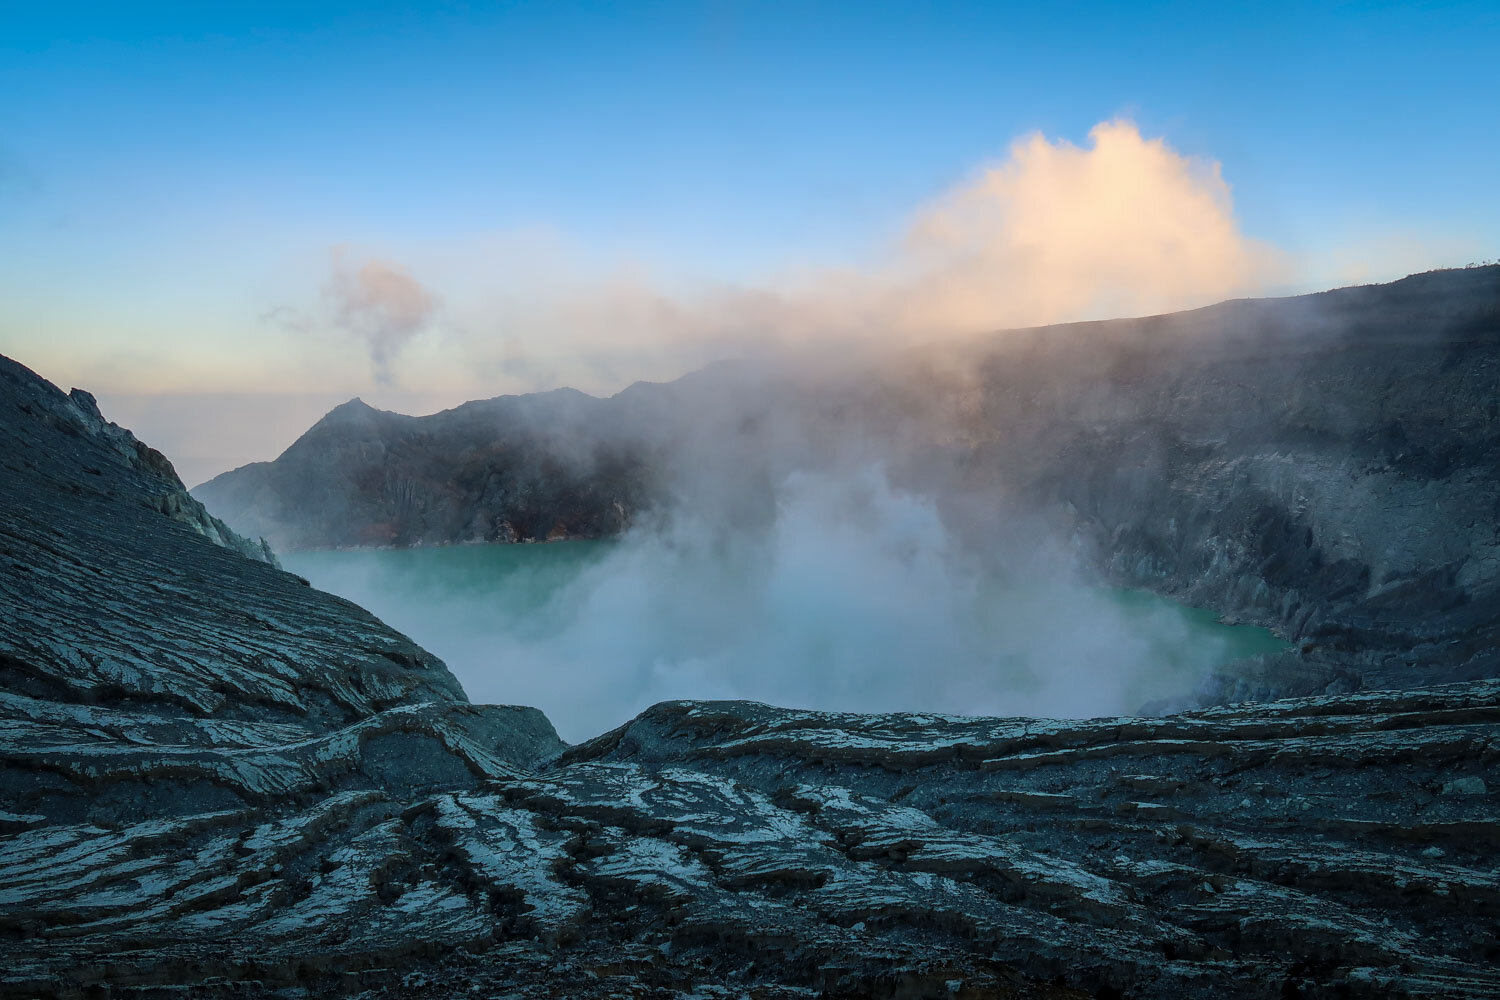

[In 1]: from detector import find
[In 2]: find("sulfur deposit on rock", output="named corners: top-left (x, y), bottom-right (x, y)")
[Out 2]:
top-left (2, 347), bottom-right (1499, 999)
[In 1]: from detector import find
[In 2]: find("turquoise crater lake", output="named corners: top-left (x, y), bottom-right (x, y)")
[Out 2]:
top-left (285, 540), bottom-right (1285, 743)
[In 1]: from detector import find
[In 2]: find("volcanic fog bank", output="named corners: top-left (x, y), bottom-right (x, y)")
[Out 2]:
top-left (286, 458), bottom-right (1262, 742)
top-left (265, 321), bottom-right (1293, 742)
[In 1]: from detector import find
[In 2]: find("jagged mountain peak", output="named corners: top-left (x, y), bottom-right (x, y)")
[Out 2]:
top-left (307, 394), bottom-right (396, 429)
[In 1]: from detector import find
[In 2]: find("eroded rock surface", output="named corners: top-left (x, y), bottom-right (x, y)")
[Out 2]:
top-left (933, 267), bottom-right (1500, 701)
top-left (0, 356), bottom-right (472, 727)
top-left (5, 686), bottom-right (1498, 998)
top-left (3, 353), bottom-right (1498, 998)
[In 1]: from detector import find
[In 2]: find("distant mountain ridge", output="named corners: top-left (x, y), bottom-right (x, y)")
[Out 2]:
top-left (196, 383), bottom-right (654, 548)
top-left (195, 267), bottom-right (1500, 701)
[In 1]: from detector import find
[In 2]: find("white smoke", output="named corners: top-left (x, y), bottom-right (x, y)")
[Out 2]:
top-left (323, 250), bottom-right (438, 385)
top-left (288, 464), bottom-right (1253, 742)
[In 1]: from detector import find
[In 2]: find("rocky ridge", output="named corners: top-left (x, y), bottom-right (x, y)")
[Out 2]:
top-left (195, 388), bottom-right (650, 549)
top-left (2, 353), bottom-right (1499, 997)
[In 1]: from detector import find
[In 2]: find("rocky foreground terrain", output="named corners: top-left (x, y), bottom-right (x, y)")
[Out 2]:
top-left (3, 314), bottom-right (1499, 996)
top-left (196, 268), bottom-right (1500, 704)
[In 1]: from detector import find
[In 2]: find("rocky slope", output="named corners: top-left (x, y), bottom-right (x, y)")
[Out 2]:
top-left (0, 355), bottom-right (473, 726)
top-left (196, 267), bottom-right (1500, 703)
top-left (886, 266), bottom-right (1500, 703)
top-left (2, 352), bottom-right (1499, 998)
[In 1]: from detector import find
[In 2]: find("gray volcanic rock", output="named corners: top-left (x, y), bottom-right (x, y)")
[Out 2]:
top-left (6, 683), bottom-right (1500, 997)
top-left (0, 358), bottom-right (279, 567)
top-left (0, 356), bottom-right (476, 727)
top-left (2, 351), bottom-right (1499, 998)
top-left (916, 267), bottom-right (1500, 699)
top-left (0, 353), bottom-right (562, 824)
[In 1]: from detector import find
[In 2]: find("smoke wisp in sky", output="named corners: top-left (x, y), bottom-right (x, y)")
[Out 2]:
top-left (323, 250), bottom-right (439, 385)
top-left (256, 121), bottom-right (1286, 400)
top-left (885, 119), bottom-right (1288, 331)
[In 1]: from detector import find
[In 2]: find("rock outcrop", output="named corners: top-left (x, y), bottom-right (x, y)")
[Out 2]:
top-left (0, 359), bottom-right (280, 568)
top-left (2, 352), bottom-right (1499, 998)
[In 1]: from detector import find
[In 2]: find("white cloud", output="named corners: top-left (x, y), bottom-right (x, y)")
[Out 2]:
top-left (421, 120), bottom-right (1289, 394)
top-left (882, 119), bottom-right (1288, 331)
top-left (323, 249), bottom-right (439, 385)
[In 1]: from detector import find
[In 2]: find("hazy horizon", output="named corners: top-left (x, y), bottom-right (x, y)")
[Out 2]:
top-left (63, 263), bottom-right (1490, 488)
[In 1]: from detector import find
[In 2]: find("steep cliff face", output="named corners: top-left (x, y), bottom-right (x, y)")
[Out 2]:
top-left (2, 353), bottom-right (1498, 997)
top-left (0, 355), bottom-right (484, 727)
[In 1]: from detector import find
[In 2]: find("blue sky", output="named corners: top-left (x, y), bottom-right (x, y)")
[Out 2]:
top-left (1, 1), bottom-right (1497, 479)
top-left (6, 2), bottom-right (1497, 259)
